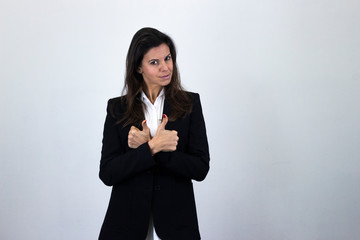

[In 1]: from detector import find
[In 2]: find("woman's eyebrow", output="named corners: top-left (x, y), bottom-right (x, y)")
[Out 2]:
top-left (147, 58), bottom-right (159, 64)
top-left (148, 53), bottom-right (171, 62)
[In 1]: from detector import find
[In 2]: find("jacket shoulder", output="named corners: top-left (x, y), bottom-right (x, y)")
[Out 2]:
top-left (107, 96), bottom-right (125, 105)
top-left (106, 96), bottom-right (126, 119)
top-left (184, 91), bottom-right (200, 104)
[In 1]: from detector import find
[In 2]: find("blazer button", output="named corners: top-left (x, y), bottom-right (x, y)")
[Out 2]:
top-left (154, 185), bottom-right (161, 191)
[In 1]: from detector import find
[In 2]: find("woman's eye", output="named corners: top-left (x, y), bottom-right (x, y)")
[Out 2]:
top-left (150, 60), bottom-right (158, 65)
top-left (165, 55), bottom-right (172, 61)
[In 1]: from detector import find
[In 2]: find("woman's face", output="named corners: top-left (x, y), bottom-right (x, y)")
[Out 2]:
top-left (138, 43), bottom-right (173, 92)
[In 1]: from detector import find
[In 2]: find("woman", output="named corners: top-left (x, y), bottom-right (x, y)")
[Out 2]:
top-left (99, 27), bottom-right (210, 240)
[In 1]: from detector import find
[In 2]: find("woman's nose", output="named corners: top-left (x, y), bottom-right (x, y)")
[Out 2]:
top-left (159, 61), bottom-right (169, 72)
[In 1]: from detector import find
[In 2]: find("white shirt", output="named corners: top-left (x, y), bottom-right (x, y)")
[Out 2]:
top-left (141, 88), bottom-right (164, 240)
top-left (141, 88), bottom-right (165, 138)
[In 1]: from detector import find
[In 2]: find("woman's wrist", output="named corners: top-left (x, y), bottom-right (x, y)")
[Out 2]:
top-left (148, 139), bottom-right (158, 155)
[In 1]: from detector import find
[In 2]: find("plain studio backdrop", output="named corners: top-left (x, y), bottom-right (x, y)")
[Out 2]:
top-left (1, 0), bottom-right (360, 239)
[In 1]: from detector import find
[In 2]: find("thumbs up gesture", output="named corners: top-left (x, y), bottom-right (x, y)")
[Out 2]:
top-left (128, 120), bottom-right (151, 149)
top-left (148, 114), bottom-right (179, 155)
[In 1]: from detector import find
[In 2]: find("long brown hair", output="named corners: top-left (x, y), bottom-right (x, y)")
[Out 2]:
top-left (111, 27), bottom-right (192, 127)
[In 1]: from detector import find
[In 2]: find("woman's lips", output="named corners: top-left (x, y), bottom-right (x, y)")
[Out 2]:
top-left (160, 74), bottom-right (171, 79)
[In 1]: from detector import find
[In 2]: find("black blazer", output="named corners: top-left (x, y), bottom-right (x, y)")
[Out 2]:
top-left (98, 92), bottom-right (210, 240)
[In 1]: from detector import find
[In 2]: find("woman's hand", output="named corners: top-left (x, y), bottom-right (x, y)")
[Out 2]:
top-left (148, 114), bottom-right (179, 155)
top-left (128, 120), bottom-right (151, 149)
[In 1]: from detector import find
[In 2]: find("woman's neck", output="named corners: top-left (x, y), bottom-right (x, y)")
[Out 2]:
top-left (144, 86), bottom-right (163, 104)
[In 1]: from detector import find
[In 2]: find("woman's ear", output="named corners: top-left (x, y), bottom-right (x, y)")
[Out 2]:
top-left (137, 67), bottom-right (143, 74)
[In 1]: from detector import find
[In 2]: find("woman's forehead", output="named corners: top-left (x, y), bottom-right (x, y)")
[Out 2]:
top-left (143, 43), bottom-right (170, 60)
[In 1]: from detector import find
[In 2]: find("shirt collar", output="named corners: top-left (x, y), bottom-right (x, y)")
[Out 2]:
top-left (141, 88), bottom-right (165, 103)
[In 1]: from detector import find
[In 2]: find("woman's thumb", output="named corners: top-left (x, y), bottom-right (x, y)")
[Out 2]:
top-left (142, 120), bottom-right (150, 132)
top-left (159, 114), bottom-right (168, 129)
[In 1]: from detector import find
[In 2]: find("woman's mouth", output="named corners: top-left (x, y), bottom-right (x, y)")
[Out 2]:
top-left (160, 74), bottom-right (171, 80)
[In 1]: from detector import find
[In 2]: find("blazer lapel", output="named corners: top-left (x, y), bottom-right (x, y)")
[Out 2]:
top-left (163, 98), bottom-right (175, 130)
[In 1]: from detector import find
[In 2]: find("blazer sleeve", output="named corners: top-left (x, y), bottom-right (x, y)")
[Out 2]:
top-left (157, 93), bottom-right (210, 181)
top-left (99, 99), bottom-right (157, 186)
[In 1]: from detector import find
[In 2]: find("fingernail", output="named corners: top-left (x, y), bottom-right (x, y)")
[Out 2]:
top-left (163, 114), bottom-right (167, 118)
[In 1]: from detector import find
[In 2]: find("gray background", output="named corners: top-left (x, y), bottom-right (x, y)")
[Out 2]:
top-left (1, 0), bottom-right (360, 239)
